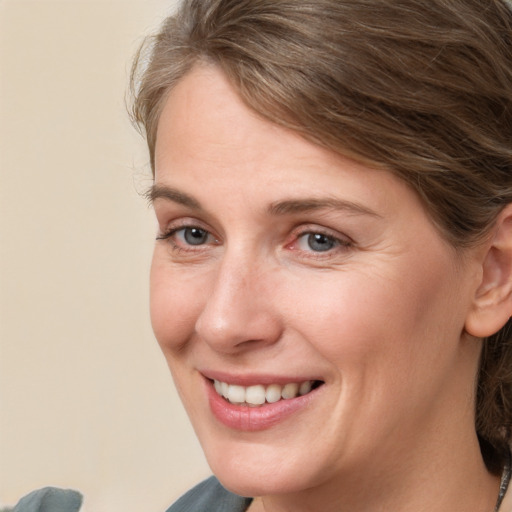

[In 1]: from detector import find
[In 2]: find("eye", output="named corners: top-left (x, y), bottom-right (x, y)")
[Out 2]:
top-left (297, 232), bottom-right (339, 252)
top-left (177, 227), bottom-right (210, 246)
top-left (156, 225), bottom-right (218, 250)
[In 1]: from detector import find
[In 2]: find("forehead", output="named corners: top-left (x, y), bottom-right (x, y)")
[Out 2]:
top-left (155, 65), bottom-right (346, 177)
top-left (152, 64), bottom-right (442, 242)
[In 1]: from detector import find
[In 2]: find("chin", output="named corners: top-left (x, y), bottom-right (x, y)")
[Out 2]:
top-left (215, 468), bottom-right (310, 498)
top-left (203, 440), bottom-right (327, 498)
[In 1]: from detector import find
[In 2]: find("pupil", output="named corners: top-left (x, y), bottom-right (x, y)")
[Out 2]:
top-left (185, 228), bottom-right (207, 245)
top-left (308, 233), bottom-right (334, 252)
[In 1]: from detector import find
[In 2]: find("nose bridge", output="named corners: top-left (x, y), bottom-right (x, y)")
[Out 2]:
top-left (195, 244), bottom-right (280, 352)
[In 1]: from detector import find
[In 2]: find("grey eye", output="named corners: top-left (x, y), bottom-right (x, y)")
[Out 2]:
top-left (302, 233), bottom-right (337, 252)
top-left (182, 227), bottom-right (209, 245)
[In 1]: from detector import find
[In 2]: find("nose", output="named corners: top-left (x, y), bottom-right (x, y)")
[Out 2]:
top-left (194, 253), bottom-right (283, 354)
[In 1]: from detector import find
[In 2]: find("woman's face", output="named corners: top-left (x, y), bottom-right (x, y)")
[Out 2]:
top-left (150, 65), bottom-right (482, 497)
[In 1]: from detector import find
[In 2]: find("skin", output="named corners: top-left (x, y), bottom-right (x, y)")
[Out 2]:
top-left (150, 65), bottom-right (502, 512)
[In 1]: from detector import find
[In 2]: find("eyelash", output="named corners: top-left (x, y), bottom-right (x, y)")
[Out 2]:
top-left (156, 223), bottom-right (353, 257)
top-left (290, 229), bottom-right (352, 257)
top-left (156, 224), bottom-right (218, 252)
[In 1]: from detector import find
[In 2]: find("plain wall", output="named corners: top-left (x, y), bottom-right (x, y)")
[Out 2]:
top-left (0, 2), bottom-right (210, 511)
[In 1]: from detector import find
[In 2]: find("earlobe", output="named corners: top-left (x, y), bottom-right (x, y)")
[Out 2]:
top-left (465, 204), bottom-right (512, 339)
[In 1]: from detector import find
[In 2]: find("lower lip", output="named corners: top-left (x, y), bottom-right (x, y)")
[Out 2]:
top-left (206, 380), bottom-right (322, 431)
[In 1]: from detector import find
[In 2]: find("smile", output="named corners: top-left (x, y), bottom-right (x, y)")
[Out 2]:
top-left (213, 379), bottom-right (322, 406)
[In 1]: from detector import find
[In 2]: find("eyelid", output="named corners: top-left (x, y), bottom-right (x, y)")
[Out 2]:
top-left (156, 217), bottom-right (214, 238)
top-left (286, 225), bottom-right (354, 256)
top-left (155, 217), bottom-right (354, 259)
top-left (156, 218), bottom-right (220, 252)
top-left (292, 224), bottom-right (353, 244)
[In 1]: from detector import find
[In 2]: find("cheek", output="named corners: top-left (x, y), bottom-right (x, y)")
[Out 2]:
top-left (149, 253), bottom-right (205, 354)
top-left (287, 256), bottom-right (464, 382)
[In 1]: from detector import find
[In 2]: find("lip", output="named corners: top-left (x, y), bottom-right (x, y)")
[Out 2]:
top-left (203, 374), bottom-right (324, 431)
top-left (201, 369), bottom-right (323, 387)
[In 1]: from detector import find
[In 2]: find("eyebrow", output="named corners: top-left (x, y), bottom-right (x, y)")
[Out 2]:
top-left (147, 185), bottom-right (203, 210)
top-left (148, 184), bottom-right (380, 218)
top-left (268, 198), bottom-right (380, 218)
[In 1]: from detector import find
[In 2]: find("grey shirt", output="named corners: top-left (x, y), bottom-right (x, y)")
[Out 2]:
top-left (6, 477), bottom-right (249, 512)
top-left (10, 488), bottom-right (82, 512)
top-left (166, 477), bottom-right (252, 512)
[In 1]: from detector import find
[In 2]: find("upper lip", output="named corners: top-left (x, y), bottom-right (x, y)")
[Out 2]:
top-left (200, 369), bottom-right (324, 387)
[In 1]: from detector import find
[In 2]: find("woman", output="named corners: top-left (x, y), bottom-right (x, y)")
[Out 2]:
top-left (131, 0), bottom-right (512, 511)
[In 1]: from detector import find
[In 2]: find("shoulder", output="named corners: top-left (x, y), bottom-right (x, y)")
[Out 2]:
top-left (166, 476), bottom-right (252, 512)
top-left (11, 488), bottom-right (82, 512)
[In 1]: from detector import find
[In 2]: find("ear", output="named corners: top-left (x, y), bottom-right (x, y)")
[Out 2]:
top-left (465, 204), bottom-right (512, 338)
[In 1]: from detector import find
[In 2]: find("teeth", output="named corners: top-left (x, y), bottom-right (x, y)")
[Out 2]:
top-left (299, 381), bottom-right (312, 396)
top-left (213, 379), bottom-right (317, 406)
top-left (227, 384), bottom-right (245, 404)
top-left (281, 382), bottom-right (299, 399)
top-left (265, 384), bottom-right (282, 403)
top-left (245, 385), bottom-right (266, 405)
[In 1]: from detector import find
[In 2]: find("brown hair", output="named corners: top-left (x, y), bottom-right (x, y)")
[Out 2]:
top-left (131, 0), bottom-right (512, 471)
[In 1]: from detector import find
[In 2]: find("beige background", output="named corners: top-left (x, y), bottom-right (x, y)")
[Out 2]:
top-left (0, 1), bottom-right (210, 511)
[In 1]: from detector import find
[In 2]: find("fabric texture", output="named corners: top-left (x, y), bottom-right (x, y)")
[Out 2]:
top-left (166, 477), bottom-right (252, 512)
top-left (11, 488), bottom-right (82, 512)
